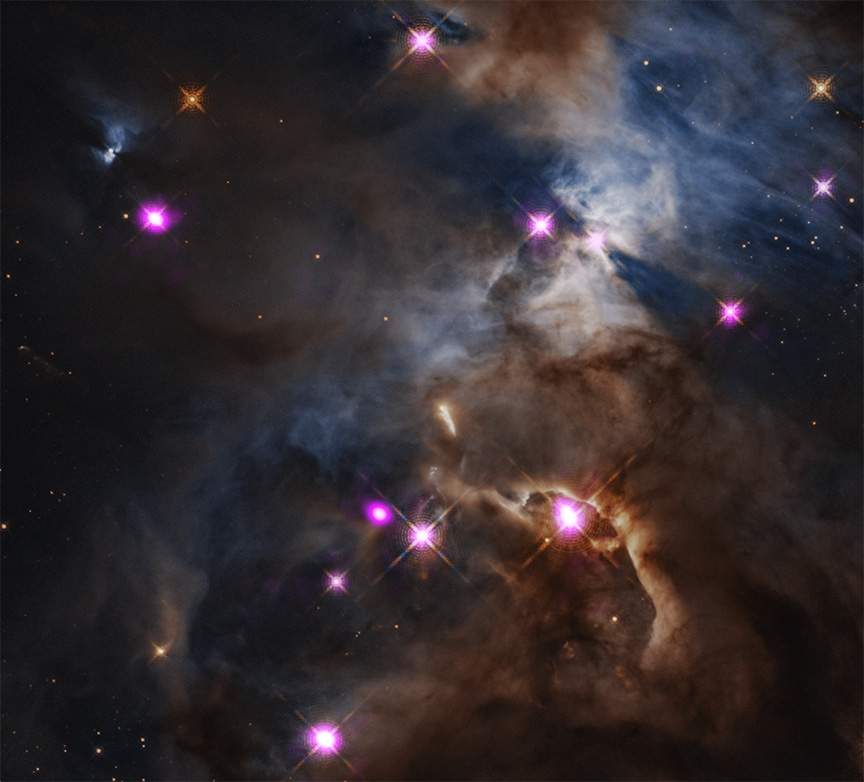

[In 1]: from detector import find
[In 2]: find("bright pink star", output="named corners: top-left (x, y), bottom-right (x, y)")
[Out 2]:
top-left (527, 214), bottom-right (553, 238)
top-left (139, 204), bottom-right (171, 233)
top-left (554, 498), bottom-right (584, 537)
top-left (327, 573), bottom-right (347, 592)
top-left (813, 178), bottom-right (833, 198)
top-left (412, 525), bottom-right (434, 548)
top-left (309, 725), bottom-right (341, 755)
top-left (718, 300), bottom-right (744, 326)
top-left (365, 501), bottom-right (392, 526)
top-left (146, 210), bottom-right (164, 228)
top-left (410, 29), bottom-right (434, 53)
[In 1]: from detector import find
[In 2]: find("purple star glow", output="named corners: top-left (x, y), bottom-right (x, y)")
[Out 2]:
top-left (139, 204), bottom-right (172, 233)
top-left (410, 29), bottom-right (435, 53)
top-left (411, 524), bottom-right (435, 548)
top-left (365, 501), bottom-right (393, 526)
top-left (554, 497), bottom-right (584, 538)
top-left (309, 724), bottom-right (341, 755)
top-left (327, 573), bottom-right (347, 592)
top-left (813, 178), bottom-right (833, 198)
top-left (719, 301), bottom-right (743, 326)
top-left (527, 213), bottom-right (553, 239)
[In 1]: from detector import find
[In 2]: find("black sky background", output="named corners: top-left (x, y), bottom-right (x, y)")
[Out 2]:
top-left (2, 2), bottom-right (863, 780)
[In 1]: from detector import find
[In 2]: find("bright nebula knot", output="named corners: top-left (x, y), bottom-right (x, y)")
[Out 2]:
top-left (437, 404), bottom-right (456, 436)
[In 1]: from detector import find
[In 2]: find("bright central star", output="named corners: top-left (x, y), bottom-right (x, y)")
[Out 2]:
top-left (528, 214), bottom-right (553, 238)
top-left (315, 730), bottom-right (335, 750)
top-left (807, 74), bottom-right (835, 102)
top-left (718, 299), bottom-right (744, 327)
top-left (410, 29), bottom-right (434, 52)
top-left (139, 204), bottom-right (172, 233)
top-left (813, 178), bottom-right (833, 197)
top-left (412, 525), bottom-right (434, 548)
top-left (178, 85), bottom-right (208, 114)
top-left (554, 498), bottom-right (583, 533)
top-left (310, 725), bottom-right (341, 754)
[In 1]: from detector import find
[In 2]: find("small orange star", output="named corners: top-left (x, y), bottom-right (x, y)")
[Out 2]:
top-left (178, 84), bottom-right (208, 114)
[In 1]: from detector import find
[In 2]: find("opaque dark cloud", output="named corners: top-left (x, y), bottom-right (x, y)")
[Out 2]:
top-left (1, 2), bottom-right (861, 781)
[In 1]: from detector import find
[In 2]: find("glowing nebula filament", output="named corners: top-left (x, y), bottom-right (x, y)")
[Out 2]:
top-left (309, 724), bottom-right (341, 755)
top-left (527, 213), bottom-right (553, 238)
top-left (365, 501), bottom-right (393, 526)
top-left (437, 404), bottom-right (456, 436)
